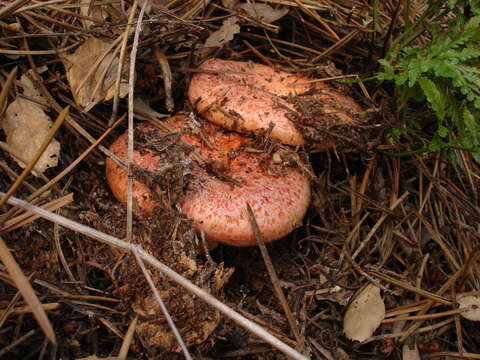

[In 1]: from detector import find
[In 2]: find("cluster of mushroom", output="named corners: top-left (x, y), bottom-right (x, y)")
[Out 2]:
top-left (106, 59), bottom-right (362, 247)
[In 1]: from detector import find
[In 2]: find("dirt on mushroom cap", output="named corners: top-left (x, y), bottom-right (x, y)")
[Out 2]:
top-left (188, 61), bottom-right (305, 146)
top-left (106, 114), bottom-right (311, 246)
top-left (189, 58), bottom-right (369, 150)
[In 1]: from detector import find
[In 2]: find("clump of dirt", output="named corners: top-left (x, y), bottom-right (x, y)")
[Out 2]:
top-left (133, 125), bottom-right (195, 207)
top-left (292, 92), bottom-right (377, 152)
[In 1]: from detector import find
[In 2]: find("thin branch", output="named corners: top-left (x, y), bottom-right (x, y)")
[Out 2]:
top-left (126, 0), bottom-right (148, 243)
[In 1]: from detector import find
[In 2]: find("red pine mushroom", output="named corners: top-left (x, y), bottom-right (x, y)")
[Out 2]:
top-left (188, 58), bottom-right (364, 148)
top-left (106, 115), bottom-right (310, 246)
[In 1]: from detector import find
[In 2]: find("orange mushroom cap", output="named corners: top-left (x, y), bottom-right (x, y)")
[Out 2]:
top-left (106, 115), bottom-right (310, 246)
top-left (188, 58), bottom-right (364, 148)
top-left (188, 59), bottom-right (305, 146)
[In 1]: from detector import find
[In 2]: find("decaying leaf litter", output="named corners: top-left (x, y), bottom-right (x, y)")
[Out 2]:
top-left (0, 0), bottom-right (479, 359)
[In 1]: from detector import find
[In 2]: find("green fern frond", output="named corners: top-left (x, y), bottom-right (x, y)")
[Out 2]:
top-left (376, 1), bottom-right (480, 162)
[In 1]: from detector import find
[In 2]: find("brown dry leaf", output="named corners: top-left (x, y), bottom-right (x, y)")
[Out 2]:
top-left (3, 98), bottom-right (60, 174)
top-left (343, 284), bottom-right (385, 342)
top-left (63, 38), bottom-right (128, 110)
top-left (239, 3), bottom-right (289, 24)
top-left (204, 16), bottom-right (240, 48)
top-left (457, 296), bottom-right (480, 321)
top-left (402, 344), bottom-right (421, 360)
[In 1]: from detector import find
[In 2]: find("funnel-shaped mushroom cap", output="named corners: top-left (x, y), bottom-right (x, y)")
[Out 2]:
top-left (106, 115), bottom-right (310, 246)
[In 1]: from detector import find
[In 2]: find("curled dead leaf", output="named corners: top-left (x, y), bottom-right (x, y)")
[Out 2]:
top-left (63, 38), bottom-right (128, 110)
top-left (203, 16), bottom-right (240, 49)
top-left (198, 16), bottom-right (240, 58)
top-left (343, 284), bottom-right (385, 342)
